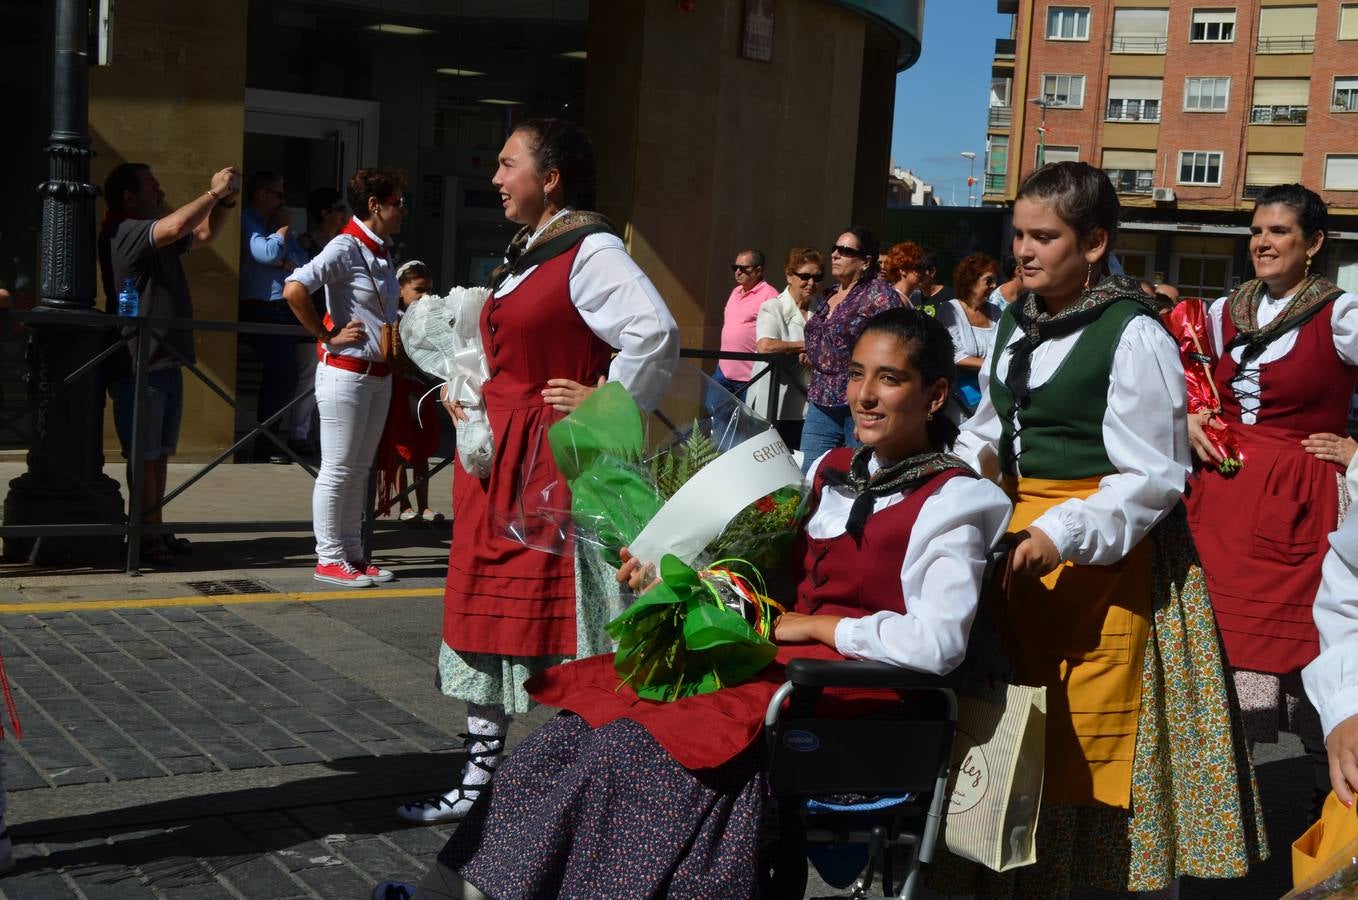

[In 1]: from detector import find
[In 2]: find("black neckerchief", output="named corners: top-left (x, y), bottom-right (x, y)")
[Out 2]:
top-left (1004, 274), bottom-right (1157, 409)
top-left (819, 446), bottom-right (973, 540)
top-left (488, 210), bottom-right (616, 291)
top-left (1223, 275), bottom-right (1344, 366)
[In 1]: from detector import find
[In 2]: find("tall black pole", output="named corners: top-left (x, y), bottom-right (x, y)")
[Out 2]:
top-left (2, 0), bottom-right (125, 564)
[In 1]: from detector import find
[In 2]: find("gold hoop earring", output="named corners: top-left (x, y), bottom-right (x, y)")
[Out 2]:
top-left (926, 411), bottom-right (935, 422)
top-left (1306, 255), bottom-right (1313, 275)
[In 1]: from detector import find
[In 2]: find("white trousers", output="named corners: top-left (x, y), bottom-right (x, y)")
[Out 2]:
top-left (313, 362), bottom-right (392, 563)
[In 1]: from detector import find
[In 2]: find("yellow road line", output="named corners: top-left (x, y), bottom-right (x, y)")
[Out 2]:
top-left (0, 587), bottom-right (443, 615)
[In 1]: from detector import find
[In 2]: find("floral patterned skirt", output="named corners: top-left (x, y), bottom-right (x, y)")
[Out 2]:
top-left (932, 509), bottom-right (1268, 894)
top-left (437, 545), bottom-right (627, 714)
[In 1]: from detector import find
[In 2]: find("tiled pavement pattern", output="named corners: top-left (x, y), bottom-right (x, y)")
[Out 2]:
top-left (0, 606), bottom-right (462, 897)
top-left (1, 607), bottom-right (458, 789)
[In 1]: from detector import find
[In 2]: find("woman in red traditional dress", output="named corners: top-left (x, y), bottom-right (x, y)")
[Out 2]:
top-left (395, 119), bottom-right (680, 825)
top-left (1186, 183), bottom-right (1358, 811)
top-left (372, 309), bottom-right (1012, 899)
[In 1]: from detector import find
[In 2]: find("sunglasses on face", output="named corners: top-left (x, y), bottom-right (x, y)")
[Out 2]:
top-left (790, 271), bottom-right (825, 283)
top-left (984, 276), bottom-right (998, 287)
top-left (832, 244), bottom-right (867, 259)
top-left (379, 195), bottom-right (407, 210)
top-left (732, 264), bottom-right (759, 274)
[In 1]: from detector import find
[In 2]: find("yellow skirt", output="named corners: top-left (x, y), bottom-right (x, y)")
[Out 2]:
top-left (1004, 476), bottom-right (1150, 809)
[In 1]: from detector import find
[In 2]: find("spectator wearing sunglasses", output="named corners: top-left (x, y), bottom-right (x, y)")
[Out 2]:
top-left (800, 226), bottom-right (901, 471)
top-left (712, 249), bottom-right (779, 405)
top-left (240, 171), bottom-right (311, 462)
top-left (746, 246), bottom-right (821, 447)
top-left (910, 246), bottom-right (954, 312)
top-left (935, 251), bottom-right (1003, 415)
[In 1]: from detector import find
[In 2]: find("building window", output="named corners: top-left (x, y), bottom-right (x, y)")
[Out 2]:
top-left (1106, 77), bottom-right (1163, 121)
top-left (1175, 255), bottom-right (1232, 298)
top-left (1250, 78), bottom-right (1310, 123)
top-left (991, 77), bottom-right (1012, 107)
top-left (1185, 77), bottom-right (1230, 111)
top-left (1042, 74), bottom-right (1085, 108)
top-left (1191, 9), bottom-right (1236, 42)
top-left (1047, 6), bottom-right (1091, 40)
top-left (1178, 151), bottom-right (1223, 185)
top-left (1257, 6), bottom-right (1317, 54)
top-left (1325, 155), bottom-right (1358, 190)
top-left (985, 136), bottom-right (1008, 193)
top-left (1244, 153), bottom-right (1304, 197)
top-left (1112, 8), bottom-right (1169, 53)
top-left (1334, 77), bottom-right (1358, 112)
top-left (1040, 145), bottom-right (1080, 166)
top-left (1103, 150), bottom-right (1157, 193)
top-left (1116, 251), bottom-right (1155, 280)
top-left (1343, 4), bottom-right (1358, 40)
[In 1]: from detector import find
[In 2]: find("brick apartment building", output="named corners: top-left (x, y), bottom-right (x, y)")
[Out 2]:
top-left (982, 0), bottom-right (1358, 297)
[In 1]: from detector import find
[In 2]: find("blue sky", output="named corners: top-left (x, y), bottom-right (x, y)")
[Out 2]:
top-left (892, 2), bottom-right (1010, 205)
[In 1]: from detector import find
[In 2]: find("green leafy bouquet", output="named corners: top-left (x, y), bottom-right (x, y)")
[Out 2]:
top-left (540, 378), bottom-right (807, 701)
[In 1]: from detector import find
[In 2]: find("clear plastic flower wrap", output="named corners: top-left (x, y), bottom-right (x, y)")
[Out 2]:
top-left (498, 363), bottom-right (810, 701)
top-left (397, 286), bottom-right (494, 477)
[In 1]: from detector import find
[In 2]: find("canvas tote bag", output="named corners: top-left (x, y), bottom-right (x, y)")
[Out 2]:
top-left (942, 677), bottom-right (1047, 872)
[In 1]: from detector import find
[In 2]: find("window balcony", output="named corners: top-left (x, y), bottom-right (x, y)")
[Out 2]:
top-left (1110, 35), bottom-right (1167, 53)
top-left (994, 38), bottom-right (1016, 59)
top-left (1256, 35), bottom-right (1315, 54)
top-left (1250, 105), bottom-right (1308, 124)
top-left (1104, 169), bottom-right (1155, 194)
top-left (988, 106), bottom-right (1012, 128)
top-left (1105, 100), bottom-right (1161, 123)
top-left (984, 173), bottom-right (1007, 193)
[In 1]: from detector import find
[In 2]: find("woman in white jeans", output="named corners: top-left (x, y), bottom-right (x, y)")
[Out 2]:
top-left (283, 168), bottom-right (407, 587)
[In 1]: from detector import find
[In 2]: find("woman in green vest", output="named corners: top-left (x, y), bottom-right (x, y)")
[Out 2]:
top-left (942, 161), bottom-right (1265, 894)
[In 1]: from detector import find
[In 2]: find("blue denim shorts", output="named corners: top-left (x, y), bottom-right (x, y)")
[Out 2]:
top-left (110, 366), bottom-right (184, 461)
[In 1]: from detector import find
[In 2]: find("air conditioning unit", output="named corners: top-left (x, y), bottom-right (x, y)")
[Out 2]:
top-left (1152, 187), bottom-right (1176, 202)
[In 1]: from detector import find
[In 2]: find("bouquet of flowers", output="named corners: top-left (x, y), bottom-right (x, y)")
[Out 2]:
top-left (509, 367), bottom-right (808, 701)
top-left (1167, 298), bottom-right (1244, 476)
top-left (397, 286), bottom-right (494, 477)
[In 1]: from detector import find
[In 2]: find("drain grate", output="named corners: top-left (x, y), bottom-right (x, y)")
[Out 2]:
top-left (184, 578), bottom-right (275, 597)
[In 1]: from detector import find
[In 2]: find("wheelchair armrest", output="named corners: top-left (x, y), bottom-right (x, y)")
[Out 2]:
top-left (784, 657), bottom-right (949, 690)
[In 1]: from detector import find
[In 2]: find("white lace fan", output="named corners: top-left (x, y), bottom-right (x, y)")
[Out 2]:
top-left (398, 287), bottom-right (494, 478)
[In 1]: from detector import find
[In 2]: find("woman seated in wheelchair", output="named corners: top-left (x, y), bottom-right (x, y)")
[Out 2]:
top-left (937, 161), bottom-right (1265, 896)
top-left (381, 308), bottom-right (1012, 900)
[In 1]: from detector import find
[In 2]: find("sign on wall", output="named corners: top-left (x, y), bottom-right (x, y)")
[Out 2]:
top-left (741, 0), bottom-right (775, 62)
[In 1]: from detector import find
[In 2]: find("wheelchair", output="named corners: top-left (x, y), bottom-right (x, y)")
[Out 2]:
top-left (759, 547), bottom-right (1010, 899)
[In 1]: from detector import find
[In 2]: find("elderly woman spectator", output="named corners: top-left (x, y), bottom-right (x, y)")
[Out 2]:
top-left (240, 171), bottom-right (309, 462)
top-left (934, 251), bottom-right (1003, 415)
top-left (283, 168), bottom-right (407, 587)
top-left (745, 246), bottom-right (820, 447)
top-left (799, 226), bottom-right (901, 471)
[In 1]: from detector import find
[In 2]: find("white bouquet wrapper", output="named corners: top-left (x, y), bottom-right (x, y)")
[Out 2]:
top-left (398, 286), bottom-right (494, 478)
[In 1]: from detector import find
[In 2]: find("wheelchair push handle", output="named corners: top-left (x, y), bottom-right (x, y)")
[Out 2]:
top-left (784, 658), bottom-right (950, 690)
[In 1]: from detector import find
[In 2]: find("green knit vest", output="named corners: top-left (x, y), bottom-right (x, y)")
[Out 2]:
top-left (990, 300), bottom-right (1154, 479)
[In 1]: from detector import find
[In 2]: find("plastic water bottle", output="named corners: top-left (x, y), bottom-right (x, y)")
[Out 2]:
top-left (117, 277), bottom-right (139, 317)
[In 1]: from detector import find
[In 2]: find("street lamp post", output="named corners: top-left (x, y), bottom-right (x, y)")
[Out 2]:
top-left (2, 0), bottom-right (125, 563)
top-left (961, 151), bottom-right (977, 207)
top-left (1029, 97), bottom-right (1049, 168)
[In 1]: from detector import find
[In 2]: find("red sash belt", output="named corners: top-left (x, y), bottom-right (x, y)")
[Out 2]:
top-left (320, 351), bottom-right (390, 378)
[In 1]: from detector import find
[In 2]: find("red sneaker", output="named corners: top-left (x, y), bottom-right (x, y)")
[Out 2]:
top-left (352, 560), bottom-right (395, 583)
top-left (314, 560), bottom-right (374, 587)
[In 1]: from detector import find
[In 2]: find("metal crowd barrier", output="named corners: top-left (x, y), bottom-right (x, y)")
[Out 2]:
top-left (0, 309), bottom-right (810, 574)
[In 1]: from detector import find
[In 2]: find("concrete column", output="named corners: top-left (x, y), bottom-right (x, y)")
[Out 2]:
top-left (88, 1), bottom-right (249, 461)
top-left (586, 0), bottom-right (878, 349)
